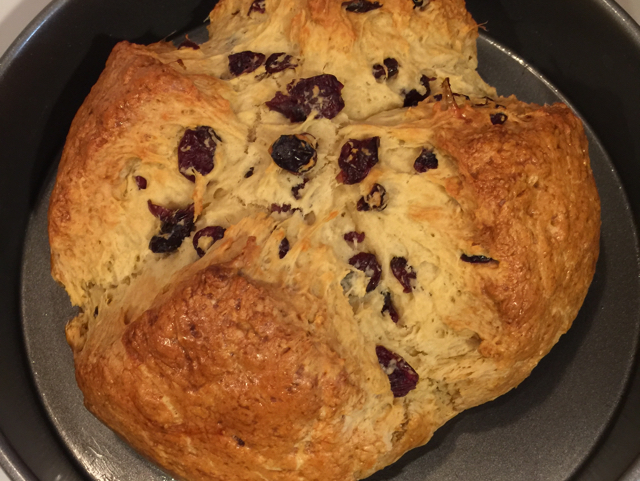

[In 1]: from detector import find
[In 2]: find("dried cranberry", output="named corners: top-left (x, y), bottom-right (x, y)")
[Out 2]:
top-left (490, 112), bottom-right (508, 125)
top-left (412, 0), bottom-right (429, 7)
top-left (178, 39), bottom-right (200, 50)
top-left (228, 51), bottom-right (266, 77)
top-left (357, 183), bottom-right (387, 211)
top-left (193, 226), bottom-right (226, 257)
top-left (383, 58), bottom-right (399, 79)
top-left (344, 231), bottom-right (365, 245)
top-left (337, 137), bottom-right (379, 185)
top-left (474, 96), bottom-right (493, 107)
top-left (178, 126), bottom-right (219, 182)
top-left (265, 53), bottom-right (297, 74)
top-left (413, 149), bottom-right (438, 173)
top-left (382, 291), bottom-right (399, 323)
top-left (372, 64), bottom-right (386, 80)
top-left (461, 254), bottom-right (496, 264)
top-left (390, 256), bottom-right (416, 293)
top-left (342, 0), bottom-right (382, 12)
top-left (349, 252), bottom-right (381, 292)
top-left (269, 134), bottom-right (317, 174)
top-left (376, 345), bottom-right (419, 397)
top-left (148, 203), bottom-right (195, 254)
top-left (279, 238), bottom-right (290, 259)
top-left (135, 176), bottom-right (147, 190)
top-left (266, 92), bottom-right (306, 122)
top-left (292, 179), bottom-right (308, 199)
top-left (433, 93), bottom-right (443, 101)
top-left (271, 203), bottom-right (292, 213)
top-left (403, 75), bottom-right (431, 107)
top-left (248, 0), bottom-right (265, 14)
top-left (234, 436), bottom-right (246, 447)
top-left (372, 59), bottom-right (399, 81)
top-left (148, 237), bottom-right (182, 256)
top-left (245, 167), bottom-right (254, 178)
top-left (266, 74), bottom-right (345, 122)
top-left (147, 200), bottom-right (173, 221)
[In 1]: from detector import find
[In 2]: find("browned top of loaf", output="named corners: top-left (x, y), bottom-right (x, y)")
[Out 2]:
top-left (434, 101), bottom-right (600, 359)
top-left (76, 242), bottom-right (395, 481)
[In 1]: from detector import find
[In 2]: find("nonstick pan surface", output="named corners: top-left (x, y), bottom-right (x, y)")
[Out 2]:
top-left (3, 1), bottom-right (640, 480)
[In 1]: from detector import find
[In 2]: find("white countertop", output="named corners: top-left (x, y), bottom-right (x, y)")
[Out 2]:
top-left (1, 0), bottom-right (639, 480)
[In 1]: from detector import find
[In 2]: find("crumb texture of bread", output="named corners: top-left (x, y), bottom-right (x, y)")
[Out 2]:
top-left (48, 0), bottom-right (600, 479)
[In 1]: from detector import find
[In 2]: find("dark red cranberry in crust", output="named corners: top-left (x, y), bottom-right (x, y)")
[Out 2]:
top-left (357, 183), bottom-right (387, 211)
top-left (269, 134), bottom-right (317, 174)
top-left (248, 0), bottom-right (265, 14)
top-left (344, 231), bottom-right (366, 245)
top-left (178, 126), bottom-right (220, 182)
top-left (403, 75), bottom-right (431, 107)
top-left (245, 167), bottom-right (254, 178)
top-left (382, 291), bottom-right (400, 323)
top-left (474, 96), bottom-right (493, 107)
top-left (178, 39), bottom-right (200, 50)
top-left (453, 93), bottom-right (470, 102)
top-left (265, 53), bottom-right (297, 74)
top-left (279, 238), bottom-right (290, 259)
top-left (266, 93), bottom-right (306, 123)
top-left (271, 203), bottom-right (292, 213)
top-left (228, 51), bottom-right (266, 77)
top-left (490, 112), bottom-right (508, 125)
top-left (372, 64), bottom-right (386, 80)
top-left (383, 58), bottom-right (399, 78)
top-left (149, 203), bottom-right (195, 254)
top-left (433, 93), bottom-right (443, 101)
top-left (413, 148), bottom-right (438, 172)
top-left (135, 176), bottom-right (147, 190)
top-left (349, 252), bottom-right (381, 292)
top-left (342, 0), bottom-right (382, 12)
top-left (337, 137), bottom-right (380, 185)
top-left (375, 345), bottom-right (419, 397)
top-left (390, 256), bottom-right (416, 293)
top-left (193, 226), bottom-right (226, 257)
top-left (150, 239), bottom-right (175, 256)
top-left (461, 254), bottom-right (496, 264)
top-left (292, 179), bottom-right (308, 199)
top-left (266, 74), bottom-right (345, 122)
top-left (147, 200), bottom-right (173, 221)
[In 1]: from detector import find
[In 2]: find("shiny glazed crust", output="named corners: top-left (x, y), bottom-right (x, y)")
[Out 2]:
top-left (48, 0), bottom-right (601, 479)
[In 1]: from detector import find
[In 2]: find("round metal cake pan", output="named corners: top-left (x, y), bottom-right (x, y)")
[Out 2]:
top-left (2, 0), bottom-right (640, 480)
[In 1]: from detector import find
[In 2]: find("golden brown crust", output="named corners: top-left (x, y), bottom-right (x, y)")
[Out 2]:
top-left (436, 100), bottom-right (600, 358)
top-left (75, 236), bottom-right (403, 481)
top-left (80, 266), bottom-right (358, 480)
top-left (49, 0), bottom-right (600, 479)
top-left (426, 99), bottom-right (599, 406)
top-left (49, 41), bottom-right (237, 307)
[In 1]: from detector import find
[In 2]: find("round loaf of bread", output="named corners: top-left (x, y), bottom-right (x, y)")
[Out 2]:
top-left (47, 0), bottom-right (601, 479)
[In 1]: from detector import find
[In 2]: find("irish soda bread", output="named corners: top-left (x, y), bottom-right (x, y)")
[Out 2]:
top-left (48, 0), bottom-right (601, 479)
